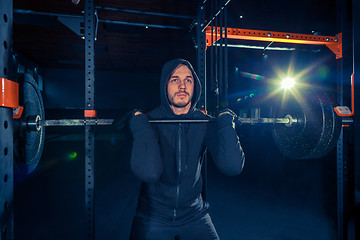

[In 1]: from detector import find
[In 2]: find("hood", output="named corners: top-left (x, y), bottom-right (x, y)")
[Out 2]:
top-left (159, 59), bottom-right (201, 117)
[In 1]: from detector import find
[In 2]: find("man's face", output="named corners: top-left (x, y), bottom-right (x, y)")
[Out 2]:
top-left (167, 64), bottom-right (194, 109)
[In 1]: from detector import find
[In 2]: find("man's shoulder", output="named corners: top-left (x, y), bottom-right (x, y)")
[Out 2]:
top-left (192, 109), bottom-right (214, 120)
top-left (146, 106), bottom-right (166, 119)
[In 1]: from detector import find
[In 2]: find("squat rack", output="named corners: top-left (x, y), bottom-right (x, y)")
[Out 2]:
top-left (0, 0), bottom-right (358, 240)
top-left (196, 0), bottom-right (358, 240)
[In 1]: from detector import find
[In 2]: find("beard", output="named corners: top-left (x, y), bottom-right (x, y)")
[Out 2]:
top-left (168, 92), bottom-right (192, 108)
top-left (171, 100), bottom-right (191, 108)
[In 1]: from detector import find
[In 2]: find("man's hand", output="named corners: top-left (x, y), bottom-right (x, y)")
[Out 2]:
top-left (218, 108), bottom-right (237, 129)
top-left (129, 109), bottom-right (151, 138)
top-left (218, 108), bottom-right (237, 118)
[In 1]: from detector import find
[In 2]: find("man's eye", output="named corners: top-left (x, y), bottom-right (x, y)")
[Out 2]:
top-left (171, 79), bottom-right (178, 82)
top-left (186, 79), bottom-right (192, 83)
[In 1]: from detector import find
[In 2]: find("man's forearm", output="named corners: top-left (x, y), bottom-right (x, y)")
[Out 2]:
top-left (130, 114), bottom-right (163, 183)
top-left (206, 113), bottom-right (245, 176)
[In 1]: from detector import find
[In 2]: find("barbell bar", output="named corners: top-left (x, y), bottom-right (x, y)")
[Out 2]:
top-left (34, 115), bottom-right (297, 128)
top-left (13, 73), bottom-right (347, 175)
top-left (30, 114), bottom-right (351, 128)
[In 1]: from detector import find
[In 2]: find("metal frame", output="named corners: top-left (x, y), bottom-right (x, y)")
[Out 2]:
top-left (199, 1), bottom-right (355, 240)
top-left (84, 0), bottom-right (96, 239)
top-left (336, 0), bottom-right (356, 238)
top-left (0, 0), bottom-right (14, 239)
top-left (206, 27), bottom-right (342, 59)
top-left (204, 0), bottom-right (231, 115)
top-left (196, 2), bottom-right (208, 202)
top-left (196, 2), bottom-right (206, 112)
top-left (353, 0), bottom-right (360, 235)
top-left (0, 108), bottom-right (13, 240)
top-left (14, 9), bottom-right (186, 31)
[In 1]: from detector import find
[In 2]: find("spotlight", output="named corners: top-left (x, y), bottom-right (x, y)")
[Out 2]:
top-left (281, 77), bottom-right (295, 90)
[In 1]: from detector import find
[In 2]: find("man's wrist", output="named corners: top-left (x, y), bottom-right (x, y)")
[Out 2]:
top-left (218, 109), bottom-right (236, 129)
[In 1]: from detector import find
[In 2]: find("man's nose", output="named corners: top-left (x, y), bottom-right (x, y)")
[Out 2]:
top-left (178, 80), bottom-right (186, 89)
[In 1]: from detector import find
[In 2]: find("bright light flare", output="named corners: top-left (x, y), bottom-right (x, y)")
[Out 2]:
top-left (281, 77), bottom-right (295, 90)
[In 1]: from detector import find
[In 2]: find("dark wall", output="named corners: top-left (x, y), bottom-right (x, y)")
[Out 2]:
top-left (43, 68), bottom-right (160, 111)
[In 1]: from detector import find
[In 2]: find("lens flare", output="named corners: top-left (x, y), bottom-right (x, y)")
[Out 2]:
top-left (68, 152), bottom-right (77, 159)
top-left (281, 77), bottom-right (295, 90)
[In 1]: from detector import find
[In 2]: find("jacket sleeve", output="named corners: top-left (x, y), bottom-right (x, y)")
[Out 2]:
top-left (205, 114), bottom-right (245, 176)
top-left (129, 114), bottom-right (163, 183)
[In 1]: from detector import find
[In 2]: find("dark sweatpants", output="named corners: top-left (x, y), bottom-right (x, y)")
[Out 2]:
top-left (130, 213), bottom-right (220, 240)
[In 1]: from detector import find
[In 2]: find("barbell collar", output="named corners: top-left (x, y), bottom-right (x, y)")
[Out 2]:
top-left (27, 115), bottom-right (42, 131)
top-left (342, 118), bottom-right (353, 124)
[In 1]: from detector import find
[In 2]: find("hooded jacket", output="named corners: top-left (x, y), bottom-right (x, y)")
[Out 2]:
top-left (129, 59), bottom-right (245, 223)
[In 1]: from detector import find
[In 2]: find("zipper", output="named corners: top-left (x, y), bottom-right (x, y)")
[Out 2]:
top-left (173, 209), bottom-right (176, 221)
top-left (173, 185), bottom-right (179, 222)
top-left (173, 123), bottom-right (182, 222)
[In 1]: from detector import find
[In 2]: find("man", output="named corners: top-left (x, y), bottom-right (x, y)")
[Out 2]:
top-left (127, 59), bottom-right (245, 239)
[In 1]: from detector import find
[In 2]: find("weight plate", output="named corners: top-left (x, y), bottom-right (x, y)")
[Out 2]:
top-left (271, 89), bottom-right (341, 159)
top-left (308, 92), bottom-right (342, 158)
top-left (14, 73), bottom-right (45, 174)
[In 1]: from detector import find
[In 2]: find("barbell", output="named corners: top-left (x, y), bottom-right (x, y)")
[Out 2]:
top-left (38, 116), bottom-right (295, 125)
top-left (13, 73), bottom-right (345, 174)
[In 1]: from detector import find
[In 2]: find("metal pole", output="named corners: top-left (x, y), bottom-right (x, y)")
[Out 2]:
top-left (353, 0), bottom-right (360, 235)
top-left (201, 0), bottom-right (231, 32)
top-left (219, 6), bottom-right (223, 110)
top-left (224, 6), bottom-right (228, 108)
top-left (39, 117), bottom-right (296, 126)
top-left (84, 0), bottom-right (96, 239)
top-left (0, 109), bottom-right (13, 240)
top-left (14, 9), bottom-right (184, 30)
top-left (336, 0), bottom-right (352, 238)
top-left (95, 6), bottom-right (193, 19)
top-left (196, 1), bottom-right (207, 111)
top-left (210, 0), bottom-right (215, 115)
top-left (215, 0), bottom-right (219, 115)
top-left (0, 0), bottom-right (14, 239)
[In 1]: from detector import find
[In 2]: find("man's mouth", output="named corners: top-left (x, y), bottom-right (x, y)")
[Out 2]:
top-left (176, 92), bottom-right (188, 98)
